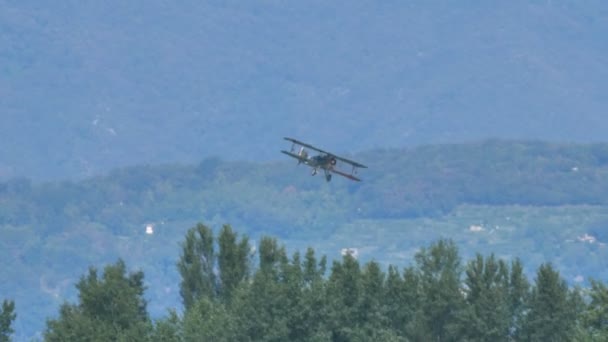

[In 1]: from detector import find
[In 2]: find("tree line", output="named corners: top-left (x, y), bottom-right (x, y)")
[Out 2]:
top-left (3, 223), bottom-right (608, 341)
top-left (4, 141), bottom-right (608, 234)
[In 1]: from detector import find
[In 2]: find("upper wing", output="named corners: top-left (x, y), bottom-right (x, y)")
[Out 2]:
top-left (332, 155), bottom-right (368, 169)
top-left (284, 137), bottom-right (367, 168)
top-left (281, 150), bottom-right (308, 163)
top-left (284, 137), bottom-right (331, 155)
top-left (329, 168), bottom-right (362, 182)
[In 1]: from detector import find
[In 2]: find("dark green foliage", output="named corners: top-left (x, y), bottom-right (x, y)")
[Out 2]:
top-left (325, 253), bottom-right (362, 341)
top-left (0, 300), bottom-right (16, 342)
top-left (281, 251), bottom-right (307, 341)
top-left (457, 254), bottom-right (510, 341)
top-left (359, 261), bottom-right (385, 318)
top-left (296, 248), bottom-right (330, 340)
top-left (182, 297), bottom-right (238, 341)
top-left (177, 223), bottom-right (216, 310)
top-left (77, 259), bottom-right (148, 328)
top-left (303, 247), bottom-right (327, 286)
top-left (44, 259), bottom-right (151, 341)
top-left (521, 263), bottom-right (582, 341)
top-left (577, 279), bottom-right (608, 340)
top-left (410, 239), bottom-right (465, 341)
top-left (384, 266), bottom-right (419, 336)
top-left (230, 237), bottom-right (291, 341)
top-left (33, 226), bottom-right (608, 341)
top-left (229, 237), bottom-right (330, 341)
top-left (217, 225), bottom-right (251, 301)
top-left (507, 258), bottom-right (529, 340)
top-left (257, 237), bottom-right (286, 275)
top-left (150, 310), bottom-right (181, 342)
top-left (354, 261), bottom-right (393, 340)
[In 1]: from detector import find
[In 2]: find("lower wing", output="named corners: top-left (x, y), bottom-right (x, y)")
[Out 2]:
top-left (330, 168), bottom-right (362, 182)
top-left (281, 150), bottom-right (308, 164)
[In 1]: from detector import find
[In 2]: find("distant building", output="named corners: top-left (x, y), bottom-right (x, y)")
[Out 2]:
top-left (341, 248), bottom-right (359, 258)
top-left (578, 233), bottom-right (596, 243)
top-left (469, 225), bottom-right (484, 232)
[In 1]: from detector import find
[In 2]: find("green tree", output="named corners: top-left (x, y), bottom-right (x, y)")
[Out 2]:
top-left (325, 253), bottom-right (362, 341)
top-left (231, 237), bottom-right (292, 341)
top-left (384, 266), bottom-right (419, 337)
top-left (353, 261), bottom-right (404, 341)
top-left (578, 279), bottom-right (608, 340)
top-left (303, 247), bottom-right (327, 286)
top-left (297, 248), bottom-right (330, 340)
top-left (507, 258), bottom-right (529, 340)
top-left (44, 259), bottom-right (151, 341)
top-left (177, 223), bottom-right (216, 310)
top-left (522, 263), bottom-right (581, 341)
top-left (217, 224), bottom-right (251, 301)
top-left (182, 297), bottom-right (237, 341)
top-left (410, 239), bottom-right (465, 341)
top-left (282, 251), bottom-right (308, 341)
top-left (384, 265), bottom-right (404, 332)
top-left (151, 310), bottom-right (182, 342)
top-left (0, 300), bottom-right (16, 342)
top-left (457, 254), bottom-right (510, 341)
top-left (257, 236), bottom-right (285, 275)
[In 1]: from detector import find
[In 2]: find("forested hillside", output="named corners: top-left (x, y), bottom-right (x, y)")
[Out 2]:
top-left (2, 141), bottom-right (608, 338)
top-left (2, 1), bottom-right (607, 180)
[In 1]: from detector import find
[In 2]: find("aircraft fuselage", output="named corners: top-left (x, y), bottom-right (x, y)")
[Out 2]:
top-left (307, 155), bottom-right (335, 169)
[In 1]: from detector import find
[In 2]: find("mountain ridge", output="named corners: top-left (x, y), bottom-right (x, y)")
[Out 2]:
top-left (2, 2), bottom-right (607, 180)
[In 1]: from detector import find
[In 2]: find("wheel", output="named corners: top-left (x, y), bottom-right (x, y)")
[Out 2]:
top-left (326, 174), bottom-right (332, 182)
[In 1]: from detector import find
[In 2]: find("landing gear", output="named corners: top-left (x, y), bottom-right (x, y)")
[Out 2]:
top-left (311, 169), bottom-right (317, 176)
top-left (325, 174), bottom-right (332, 182)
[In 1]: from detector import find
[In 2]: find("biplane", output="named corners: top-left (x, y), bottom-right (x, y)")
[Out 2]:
top-left (281, 137), bottom-right (367, 182)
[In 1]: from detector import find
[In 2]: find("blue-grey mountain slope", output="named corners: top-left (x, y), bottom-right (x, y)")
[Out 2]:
top-left (1, 1), bottom-right (607, 180)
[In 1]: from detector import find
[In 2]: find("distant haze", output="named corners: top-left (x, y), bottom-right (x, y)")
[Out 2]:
top-left (1, 1), bottom-right (607, 180)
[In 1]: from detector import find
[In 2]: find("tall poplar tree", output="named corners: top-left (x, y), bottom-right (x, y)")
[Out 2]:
top-left (507, 258), bottom-right (529, 340)
top-left (410, 239), bottom-right (464, 341)
top-left (458, 254), bottom-right (510, 341)
top-left (231, 237), bottom-right (291, 341)
top-left (578, 279), bottom-right (608, 339)
top-left (298, 247), bottom-right (330, 340)
top-left (217, 224), bottom-right (251, 301)
top-left (177, 223), bottom-right (216, 310)
top-left (522, 263), bottom-right (581, 341)
top-left (325, 253), bottom-right (362, 341)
